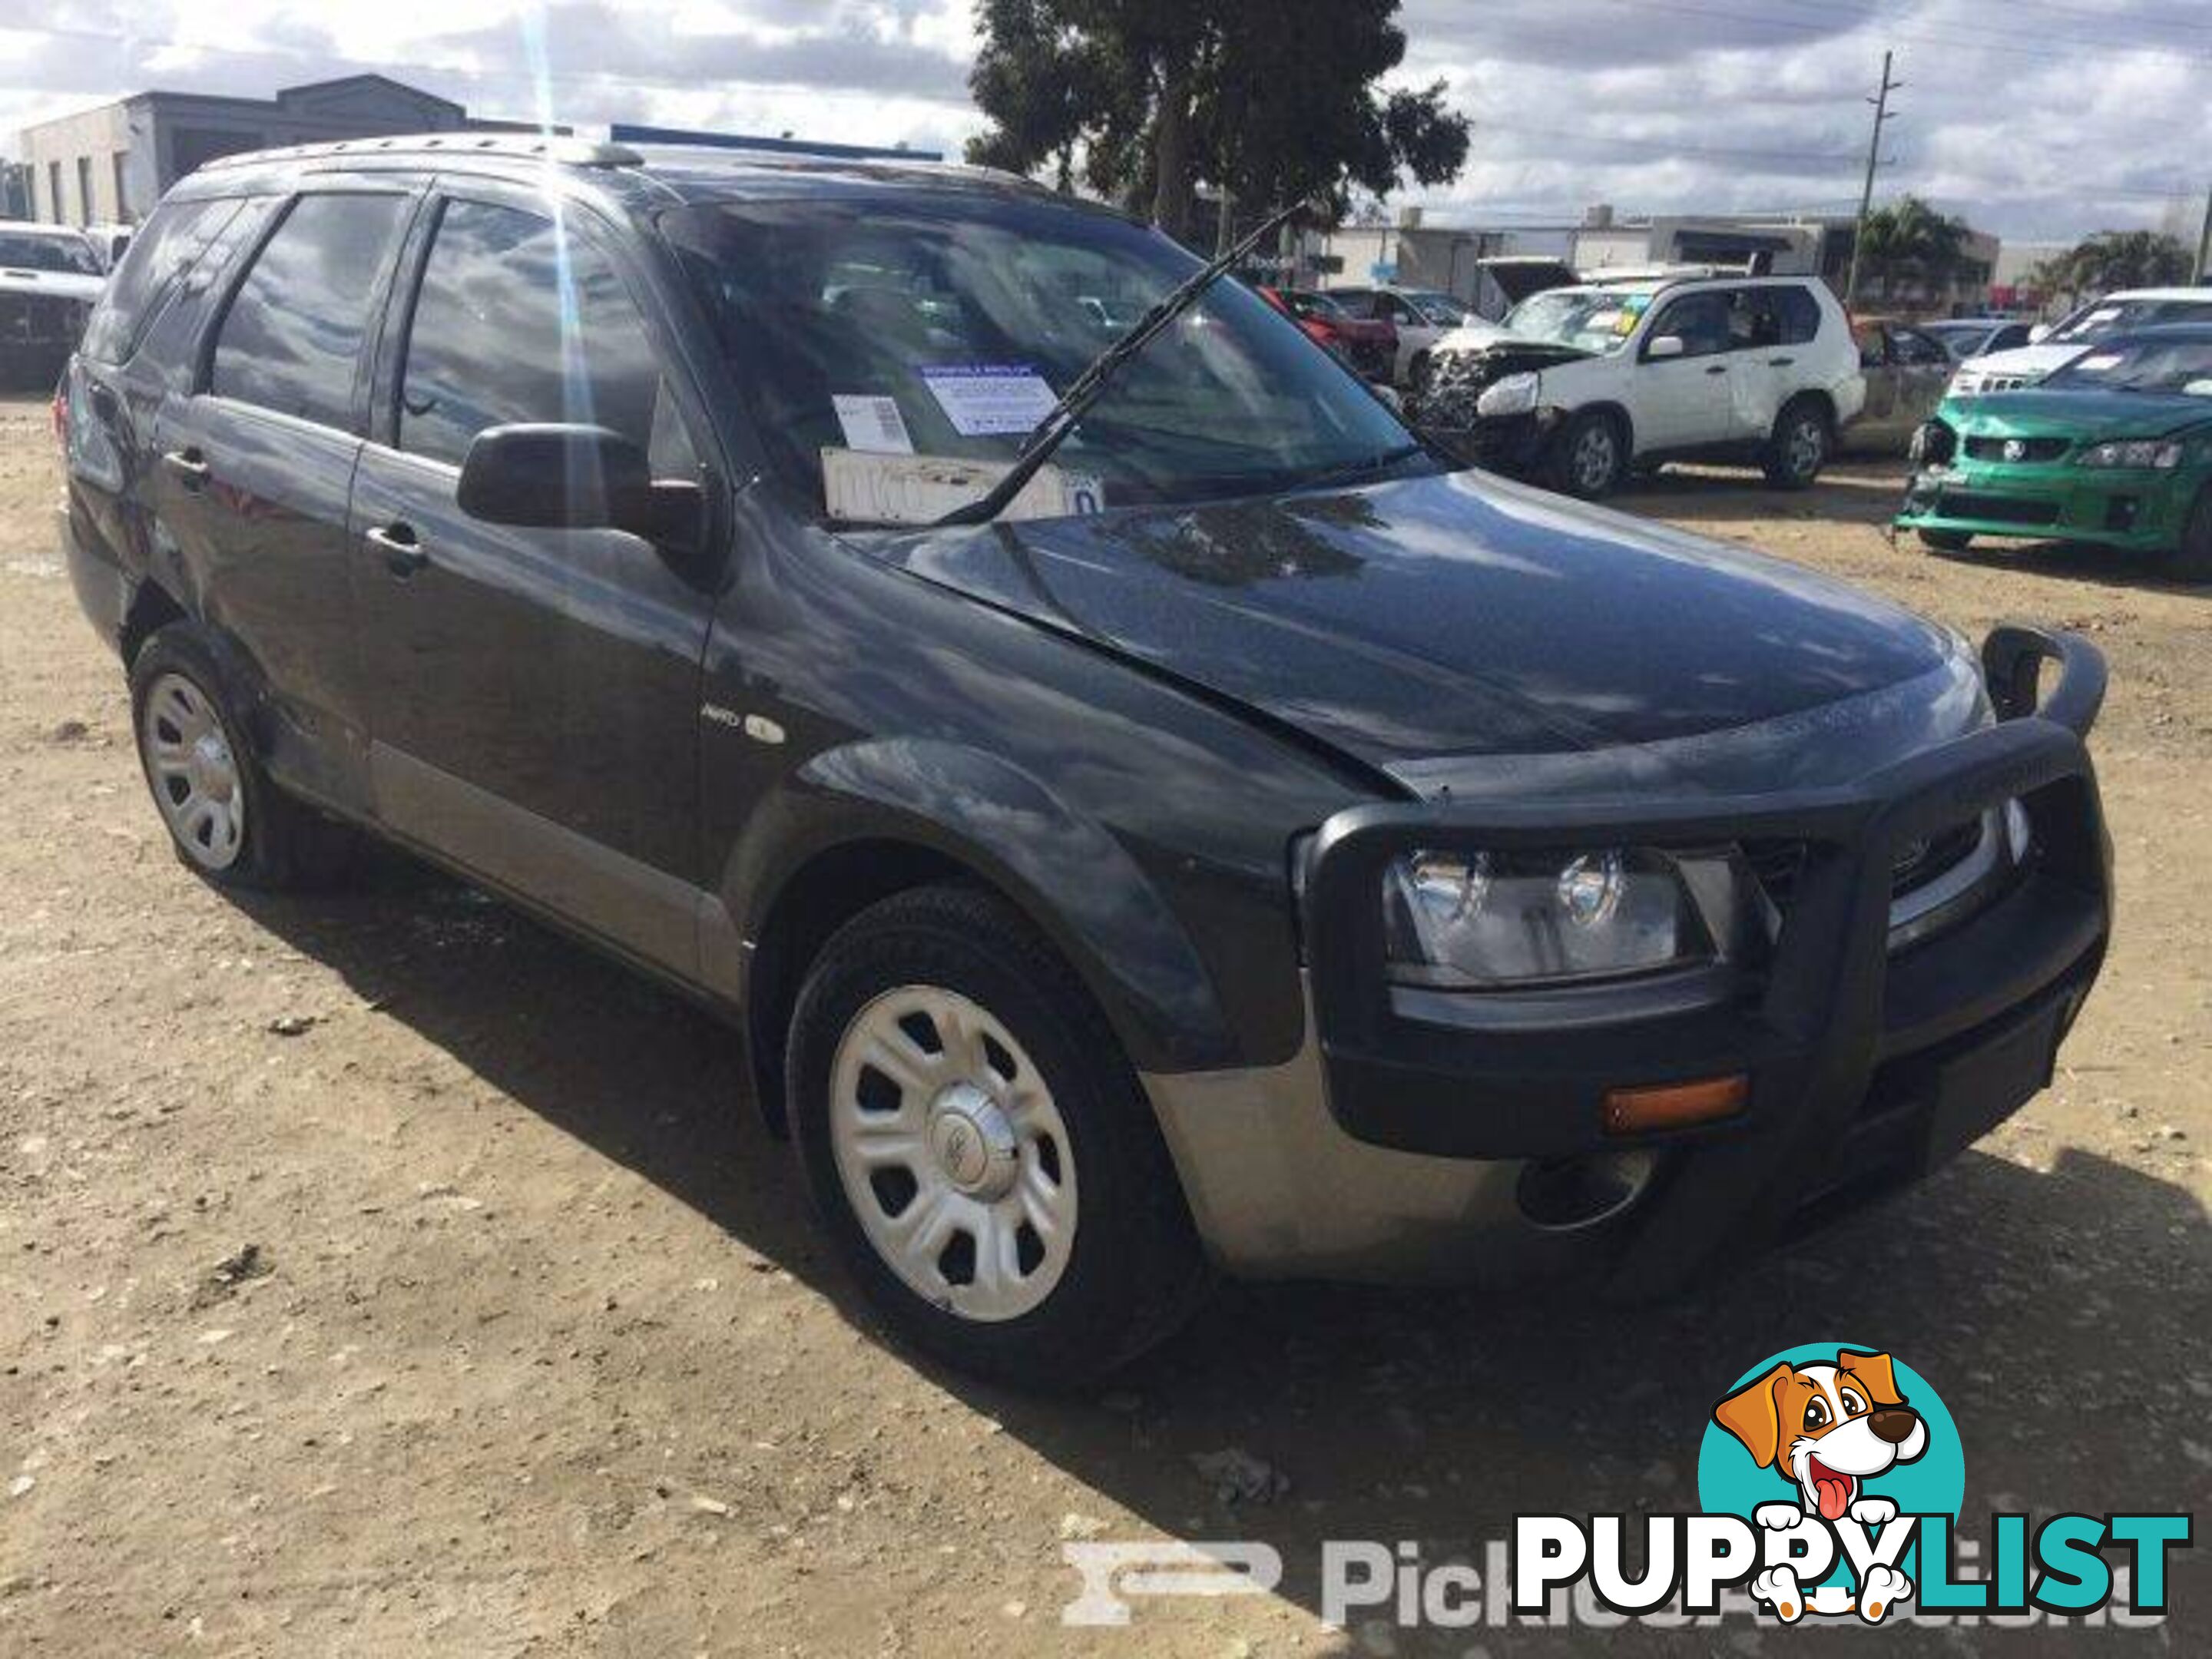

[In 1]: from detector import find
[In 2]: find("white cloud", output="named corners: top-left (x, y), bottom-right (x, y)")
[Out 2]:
top-left (5, 0), bottom-right (2210, 240)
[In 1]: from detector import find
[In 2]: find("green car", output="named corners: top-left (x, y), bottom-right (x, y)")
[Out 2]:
top-left (1897, 323), bottom-right (2212, 580)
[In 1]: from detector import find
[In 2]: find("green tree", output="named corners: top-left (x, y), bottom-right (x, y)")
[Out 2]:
top-left (965, 0), bottom-right (1471, 242)
top-left (2029, 229), bottom-right (2194, 302)
top-left (1855, 196), bottom-right (1973, 305)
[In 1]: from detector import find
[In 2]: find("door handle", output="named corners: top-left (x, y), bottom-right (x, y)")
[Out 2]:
top-left (163, 448), bottom-right (210, 491)
top-left (1768, 356), bottom-right (1796, 367)
top-left (366, 522), bottom-right (429, 578)
top-left (1704, 365), bottom-right (1728, 376)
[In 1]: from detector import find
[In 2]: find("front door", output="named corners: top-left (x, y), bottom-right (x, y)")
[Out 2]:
top-left (1634, 289), bottom-right (1735, 451)
top-left (349, 190), bottom-right (720, 975)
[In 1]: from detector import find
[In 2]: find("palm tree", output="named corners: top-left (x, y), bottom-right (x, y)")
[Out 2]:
top-left (2028, 230), bottom-right (2194, 306)
top-left (1853, 196), bottom-right (1972, 308)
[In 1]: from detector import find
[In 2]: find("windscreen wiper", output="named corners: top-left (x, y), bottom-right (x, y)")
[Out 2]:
top-left (932, 194), bottom-right (1320, 528)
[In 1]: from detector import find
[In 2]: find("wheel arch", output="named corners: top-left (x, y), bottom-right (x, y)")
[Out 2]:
top-left (1779, 386), bottom-right (1838, 435)
top-left (118, 575), bottom-right (188, 667)
top-left (727, 738), bottom-right (1244, 1135)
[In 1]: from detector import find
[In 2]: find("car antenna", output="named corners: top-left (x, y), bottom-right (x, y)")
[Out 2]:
top-left (931, 190), bottom-right (1326, 528)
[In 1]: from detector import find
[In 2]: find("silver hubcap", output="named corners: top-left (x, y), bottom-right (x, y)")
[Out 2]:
top-left (1572, 426), bottom-right (1616, 491)
top-left (141, 672), bottom-right (244, 870)
top-left (1787, 418), bottom-right (1823, 475)
top-left (829, 985), bottom-right (1077, 1323)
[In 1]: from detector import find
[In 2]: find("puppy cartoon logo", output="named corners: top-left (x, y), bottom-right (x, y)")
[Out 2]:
top-left (1712, 1350), bottom-right (1928, 1622)
top-left (1695, 1344), bottom-right (1965, 1628)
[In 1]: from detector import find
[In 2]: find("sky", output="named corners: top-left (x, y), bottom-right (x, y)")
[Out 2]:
top-left (4, 0), bottom-right (2210, 247)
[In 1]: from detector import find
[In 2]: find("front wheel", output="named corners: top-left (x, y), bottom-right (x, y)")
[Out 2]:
top-left (786, 884), bottom-right (1206, 1387)
top-left (2163, 487), bottom-right (2212, 582)
top-left (1763, 399), bottom-right (1830, 489)
top-left (1548, 409), bottom-right (1629, 499)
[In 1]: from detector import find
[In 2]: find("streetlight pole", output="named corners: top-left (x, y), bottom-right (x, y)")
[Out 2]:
top-left (1845, 50), bottom-right (1903, 309)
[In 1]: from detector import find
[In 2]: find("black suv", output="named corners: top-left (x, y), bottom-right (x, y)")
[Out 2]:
top-left (57, 136), bottom-right (2112, 1385)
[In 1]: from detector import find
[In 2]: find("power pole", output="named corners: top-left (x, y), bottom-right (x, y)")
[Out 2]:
top-left (2194, 182), bottom-right (2212, 285)
top-left (1845, 50), bottom-right (1903, 309)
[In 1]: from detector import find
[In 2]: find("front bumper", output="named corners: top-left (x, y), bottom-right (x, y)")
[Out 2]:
top-left (1147, 627), bottom-right (2111, 1290)
top-left (1897, 459), bottom-right (2191, 550)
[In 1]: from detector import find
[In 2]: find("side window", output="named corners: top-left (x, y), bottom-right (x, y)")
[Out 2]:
top-left (210, 193), bottom-right (410, 429)
top-left (397, 200), bottom-right (692, 473)
top-left (1894, 328), bottom-right (1949, 366)
top-left (79, 196), bottom-right (243, 366)
top-left (1648, 290), bottom-right (1731, 358)
top-left (1773, 286), bottom-right (1822, 346)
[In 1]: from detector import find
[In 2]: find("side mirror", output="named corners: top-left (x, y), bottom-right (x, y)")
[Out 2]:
top-left (1645, 335), bottom-right (1687, 361)
top-left (2028, 323), bottom-right (2051, 344)
top-left (457, 423), bottom-right (700, 544)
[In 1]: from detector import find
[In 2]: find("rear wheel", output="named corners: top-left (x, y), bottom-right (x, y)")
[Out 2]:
top-left (787, 883), bottom-right (1206, 1386)
top-left (1549, 409), bottom-right (1629, 499)
top-left (2163, 488), bottom-right (2212, 582)
top-left (128, 624), bottom-right (357, 889)
top-left (1918, 528), bottom-right (1973, 555)
top-left (1763, 398), bottom-right (1830, 489)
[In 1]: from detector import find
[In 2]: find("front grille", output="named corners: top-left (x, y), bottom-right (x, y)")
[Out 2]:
top-left (1745, 813), bottom-right (1994, 925)
top-left (1963, 435), bottom-right (2071, 463)
top-left (0, 293), bottom-right (82, 346)
top-left (1936, 489), bottom-right (2059, 526)
top-left (1889, 816), bottom-right (1984, 900)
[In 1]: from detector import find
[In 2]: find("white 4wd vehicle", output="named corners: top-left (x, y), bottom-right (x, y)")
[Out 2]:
top-left (1411, 273), bottom-right (1866, 498)
top-left (1947, 288), bottom-right (2212, 396)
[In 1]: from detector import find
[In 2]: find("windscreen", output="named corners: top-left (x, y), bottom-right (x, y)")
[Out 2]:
top-left (0, 232), bottom-right (101, 275)
top-left (2044, 333), bottom-right (2212, 395)
top-left (661, 191), bottom-right (1416, 523)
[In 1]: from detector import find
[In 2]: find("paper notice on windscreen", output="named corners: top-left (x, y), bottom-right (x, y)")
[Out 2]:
top-left (822, 449), bottom-right (1104, 525)
top-left (832, 395), bottom-right (914, 455)
top-left (919, 363), bottom-right (1060, 436)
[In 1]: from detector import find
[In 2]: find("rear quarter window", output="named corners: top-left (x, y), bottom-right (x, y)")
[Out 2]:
top-left (209, 192), bottom-right (411, 429)
top-left (78, 197), bottom-right (244, 366)
top-left (1774, 285), bottom-right (1823, 346)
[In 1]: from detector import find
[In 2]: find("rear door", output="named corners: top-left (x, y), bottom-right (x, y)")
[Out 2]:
top-left (1722, 284), bottom-right (1820, 442)
top-left (147, 185), bottom-right (418, 816)
top-left (349, 184), bottom-right (720, 975)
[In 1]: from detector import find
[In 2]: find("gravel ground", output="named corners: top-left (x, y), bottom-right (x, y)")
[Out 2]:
top-left (2, 389), bottom-right (2205, 1656)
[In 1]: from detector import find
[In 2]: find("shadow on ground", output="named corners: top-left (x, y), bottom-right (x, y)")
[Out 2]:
top-left (235, 852), bottom-right (2211, 1653)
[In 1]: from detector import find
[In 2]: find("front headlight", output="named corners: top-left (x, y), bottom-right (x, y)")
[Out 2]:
top-left (1475, 372), bottom-right (1539, 419)
top-left (2077, 439), bottom-right (2184, 470)
top-left (1382, 846), bottom-right (1718, 988)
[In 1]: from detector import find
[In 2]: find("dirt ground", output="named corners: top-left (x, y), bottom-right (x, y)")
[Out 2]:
top-left (2, 388), bottom-right (2206, 1657)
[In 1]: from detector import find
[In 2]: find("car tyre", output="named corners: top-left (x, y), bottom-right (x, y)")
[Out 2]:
top-left (1917, 529), bottom-right (1973, 555)
top-left (1763, 398), bottom-right (1830, 490)
top-left (129, 624), bottom-right (358, 890)
top-left (786, 882), bottom-right (1207, 1388)
top-left (2163, 487), bottom-right (2212, 583)
top-left (1548, 409), bottom-right (1629, 499)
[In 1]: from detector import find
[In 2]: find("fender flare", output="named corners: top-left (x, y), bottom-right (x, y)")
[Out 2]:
top-left (722, 737), bottom-right (1243, 1083)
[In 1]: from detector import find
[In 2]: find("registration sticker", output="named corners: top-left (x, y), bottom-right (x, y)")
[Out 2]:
top-left (822, 448), bottom-right (1103, 525)
top-left (919, 363), bottom-right (1060, 436)
top-left (831, 394), bottom-right (914, 455)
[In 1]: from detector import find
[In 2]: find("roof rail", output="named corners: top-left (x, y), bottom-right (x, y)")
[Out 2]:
top-left (199, 132), bottom-right (644, 171)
